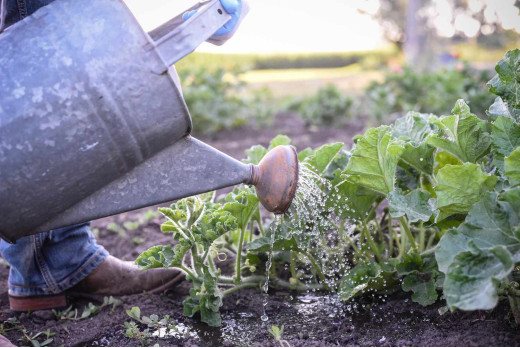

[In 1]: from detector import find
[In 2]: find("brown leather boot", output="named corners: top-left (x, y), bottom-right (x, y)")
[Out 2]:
top-left (69, 255), bottom-right (185, 298)
top-left (0, 334), bottom-right (16, 347)
top-left (8, 255), bottom-right (185, 311)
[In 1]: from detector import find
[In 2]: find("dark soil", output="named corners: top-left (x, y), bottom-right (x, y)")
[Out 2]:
top-left (1, 114), bottom-right (520, 347)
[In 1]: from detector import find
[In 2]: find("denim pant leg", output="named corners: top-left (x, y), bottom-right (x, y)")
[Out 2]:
top-left (0, 223), bottom-right (108, 296)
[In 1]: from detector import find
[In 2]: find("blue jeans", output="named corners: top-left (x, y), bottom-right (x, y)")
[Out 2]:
top-left (1, 0), bottom-right (108, 297)
top-left (0, 225), bottom-right (108, 296)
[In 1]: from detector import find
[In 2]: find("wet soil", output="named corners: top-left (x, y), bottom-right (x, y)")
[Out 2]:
top-left (1, 114), bottom-right (520, 346)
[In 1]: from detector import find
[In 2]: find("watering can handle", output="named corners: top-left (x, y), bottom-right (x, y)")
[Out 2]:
top-left (147, 0), bottom-right (247, 73)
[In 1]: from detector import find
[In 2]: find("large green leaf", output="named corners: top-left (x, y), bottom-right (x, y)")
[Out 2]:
top-left (396, 253), bottom-right (438, 306)
top-left (400, 143), bottom-right (435, 175)
top-left (223, 187), bottom-right (259, 230)
top-left (491, 116), bottom-right (520, 173)
top-left (434, 163), bottom-right (497, 221)
top-left (183, 266), bottom-right (223, 327)
top-left (392, 111), bottom-right (435, 144)
top-left (243, 145), bottom-right (267, 165)
top-left (344, 126), bottom-right (404, 195)
top-left (393, 111), bottom-right (436, 175)
top-left (435, 191), bottom-right (520, 273)
top-left (388, 188), bottom-right (435, 223)
top-left (487, 97), bottom-right (513, 121)
top-left (247, 235), bottom-right (299, 253)
top-left (327, 180), bottom-right (381, 221)
top-left (339, 262), bottom-right (382, 301)
top-left (426, 100), bottom-right (491, 163)
top-left (505, 147), bottom-right (520, 185)
top-left (305, 142), bottom-right (344, 175)
top-left (268, 134), bottom-right (291, 150)
top-left (488, 49), bottom-right (520, 122)
top-left (443, 244), bottom-right (514, 310)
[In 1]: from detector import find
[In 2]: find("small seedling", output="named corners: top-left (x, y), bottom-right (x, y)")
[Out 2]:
top-left (53, 296), bottom-right (122, 321)
top-left (20, 329), bottom-right (55, 347)
top-left (269, 325), bottom-right (290, 347)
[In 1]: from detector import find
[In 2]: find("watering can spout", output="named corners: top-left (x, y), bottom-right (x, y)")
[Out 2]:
top-left (247, 146), bottom-right (299, 215)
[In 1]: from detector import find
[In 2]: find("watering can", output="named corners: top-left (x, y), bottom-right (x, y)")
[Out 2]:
top-left (0, 0), bottom-right (299, 243)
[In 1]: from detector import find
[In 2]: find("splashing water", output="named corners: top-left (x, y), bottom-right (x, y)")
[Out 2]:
top-left (261, 215), bottom-right (281, 322)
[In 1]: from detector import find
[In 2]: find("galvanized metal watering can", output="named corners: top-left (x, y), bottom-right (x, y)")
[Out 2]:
top-left (0, 0), bottom-right (299, 243)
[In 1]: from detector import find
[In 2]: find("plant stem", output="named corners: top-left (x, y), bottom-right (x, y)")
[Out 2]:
top-left (419, 222), bottom-right (425, 253)
top-left (249, 222), bottom-right (255, 243)
top-left (222, 283), bottom-right (260, 296)
top-left (362, 222), bottom-right (382, 263)
top-left (290, 252), bottom-right (297, 279)
top-left (179, 265), bottom-right (198, 281)
top-left (235, 226), bottom-right (247, 284)
top-left (399, 217), bottom-right (417, 251)
top-left (304, 252), bottom-right (329, 290)
top-left (257, 218), bottom-right (265, 237)
top-left (426, 231), bottom-right (437, 251)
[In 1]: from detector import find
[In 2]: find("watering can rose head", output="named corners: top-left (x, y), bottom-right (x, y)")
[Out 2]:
top-left (247, 145), bottom-right (299, 215)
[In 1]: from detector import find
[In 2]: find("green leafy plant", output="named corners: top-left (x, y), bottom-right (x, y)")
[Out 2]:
top-left (268, 325), bottom-right (290, 347)
top-left (286, 84), bottom-right (353, 127)
top-left (20, 329), bottom-right (55, 347)
top-left (179, 67), bottom-right (274, 135)
top-left (136, 50), bottom-right (520, 326)
top-left (124, 307), bottom-right (180, 346)
top-left (53, 296), bottom-right (122, 321)
top-left (364, 64), bottom-right (495, 123)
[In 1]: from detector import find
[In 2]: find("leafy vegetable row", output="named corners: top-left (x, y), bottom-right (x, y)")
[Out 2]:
top-left (135, 49), bottom-right (520, 326)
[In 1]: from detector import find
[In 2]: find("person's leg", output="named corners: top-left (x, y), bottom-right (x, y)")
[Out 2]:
top-left (0, 223), bottom-right (108, 310)
top-left (1, 222), bottom-right (185, 311)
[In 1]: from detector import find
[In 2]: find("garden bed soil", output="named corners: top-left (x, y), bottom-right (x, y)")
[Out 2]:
top-left (1, 114), bottom-right (520, 346)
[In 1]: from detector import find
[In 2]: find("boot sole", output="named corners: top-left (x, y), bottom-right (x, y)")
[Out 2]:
top-left (9, 293), bottom-right (68, 312)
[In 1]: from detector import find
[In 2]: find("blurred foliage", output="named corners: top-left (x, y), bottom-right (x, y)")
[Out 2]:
top-left (363, 65), bottom-right (495, 123)
top-left (286, 85), bottom-right (354, 127)
top-left (175, 49), bottom-right (396, 72)
top-left (179, 68), bottom-right (275, 135)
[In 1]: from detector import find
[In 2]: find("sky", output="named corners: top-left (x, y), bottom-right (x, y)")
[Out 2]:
top-left (123, 0), bottom-right (385, 53)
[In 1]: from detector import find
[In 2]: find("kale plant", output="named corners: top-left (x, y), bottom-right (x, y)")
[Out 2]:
top-left (136, 49), bottom-right (520, 326)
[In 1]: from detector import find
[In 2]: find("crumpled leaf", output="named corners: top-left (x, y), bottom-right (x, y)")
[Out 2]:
top-left (392, 112), bottom-right (436, 175)
top-left (327, 180), bottom-right (381, 221)
top-left (488, 49), bottom-right (520, 122)
top-left (268, 134), bottom-right (291, 149)
top-left (392, 111), bottom-right (436, 144)
top-left (433, 151), bottom-right (462, 175)
top-left (183, 266), bottom-right (223, 327)
top-left (298, 147), bottom-right (314, 162)
top-left (247, 235), bottom-right (299, 253)
top-left (426, 100), bottom-right (491, 163)
top-left (388, 188), bottom-right (435, 223)
top-left (505, 146), bottom-right (520, 185)
top-left (136, 244), bottom-right (190, 270)
top-left (192, 208), bottom-right (238, 248)
top-left (396, 253), bottom-right (438, 306)
top-left (344, 126), bottom-right (405, 195)
top-left (434, 163), bottom-right (497, 222)
top-left (435, 191), bottom-right (520, 274)
top-left (487, 97), bottom-right (513, 121)
top-left (242, 135), bottom-right (292, 165)
top-left (339, 262), bottom-right (383, 301)
top-left (243, 145), bottom-right (268, 165)
top-left (305, 142), bottom-right (344, 175)
top-left (491, 116), bottom-right (520, 173)
top-left (223, 187), bottom-right (259, 230)
top-left (443, 244), bottom-right (514, 310)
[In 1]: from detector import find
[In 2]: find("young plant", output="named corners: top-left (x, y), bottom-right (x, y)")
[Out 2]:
top-left (269, 325), bottom-right (290, 347)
